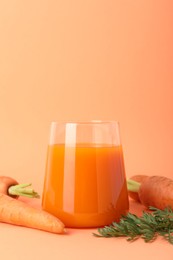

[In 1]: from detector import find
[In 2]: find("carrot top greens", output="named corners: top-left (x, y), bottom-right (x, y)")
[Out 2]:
top-left (93, 207), bottom-right (173, 244)
top-left (8, 183), bottom-right (40, 198)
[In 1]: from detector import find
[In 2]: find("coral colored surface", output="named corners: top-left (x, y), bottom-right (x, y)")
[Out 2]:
top-left (0, 198), bottom-right (173, 260)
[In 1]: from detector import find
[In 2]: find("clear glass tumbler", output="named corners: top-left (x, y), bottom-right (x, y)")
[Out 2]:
top-left (42, 121), bottom-right (129, 228)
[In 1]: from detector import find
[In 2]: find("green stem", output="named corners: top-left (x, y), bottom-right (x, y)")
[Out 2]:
top-left (8, 183), bottom-right (40, 198)
top-left (127, 179), bottom-right (141, 192)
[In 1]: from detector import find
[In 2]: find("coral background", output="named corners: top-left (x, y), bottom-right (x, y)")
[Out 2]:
top-left (0, 1), bottom-right (173, 195)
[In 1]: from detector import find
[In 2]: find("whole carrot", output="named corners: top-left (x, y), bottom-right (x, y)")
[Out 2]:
top-left (127, 175), bottom-right (173, 210)
top-left (0, 176), bottom-right (65, 234)
top-left (0, 193), bottom-right (65, 234)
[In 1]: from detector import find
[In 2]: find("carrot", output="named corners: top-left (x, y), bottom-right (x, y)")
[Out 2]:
top-left (0, 193), bottom-right (65, 234)
top-left (0, 176), bottom-right (39, 198)
top-left (0, 176), bottom-right (65, 234)
top-left (127, 175), bottom-right (173, 210)
top-left (0, 176), bottom-right (19, 198)
top-left (127, 175), bottom-right (148, 201)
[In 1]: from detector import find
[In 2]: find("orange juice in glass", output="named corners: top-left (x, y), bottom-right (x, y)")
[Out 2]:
top-left (42, 121), bottom-right (129, 228)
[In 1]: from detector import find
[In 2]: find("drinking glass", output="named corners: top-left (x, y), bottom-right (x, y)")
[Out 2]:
top-left (42, 121), bottom-right (129, 228)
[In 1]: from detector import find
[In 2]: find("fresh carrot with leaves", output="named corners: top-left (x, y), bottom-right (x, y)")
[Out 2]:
top-left (0, 176), bottom-right (65, 234)
top-left (127, 175), bottom-right (173, 210)
top-left (94, 174), bottom-right (173, 244)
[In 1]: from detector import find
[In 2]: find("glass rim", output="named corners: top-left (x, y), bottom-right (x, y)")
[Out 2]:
top-left (50, 120), bottom-right (119, 125)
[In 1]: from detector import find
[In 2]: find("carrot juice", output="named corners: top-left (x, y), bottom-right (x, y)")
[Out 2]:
top-left (42, 143), bottom-right (129, 228)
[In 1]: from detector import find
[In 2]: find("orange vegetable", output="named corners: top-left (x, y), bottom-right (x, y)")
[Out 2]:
top-left (127, 175), bottom-right (148, 201)
top-left (0, 176), bottom-right (40, 199)
top-left (127, 175), bottom-right (173, 210)
top-left (0, 176), bottom-right (19, 198)
top-left (0, 193), bottom-right (65, 233)
top-left (0, 176), bottom-right (65, 234)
